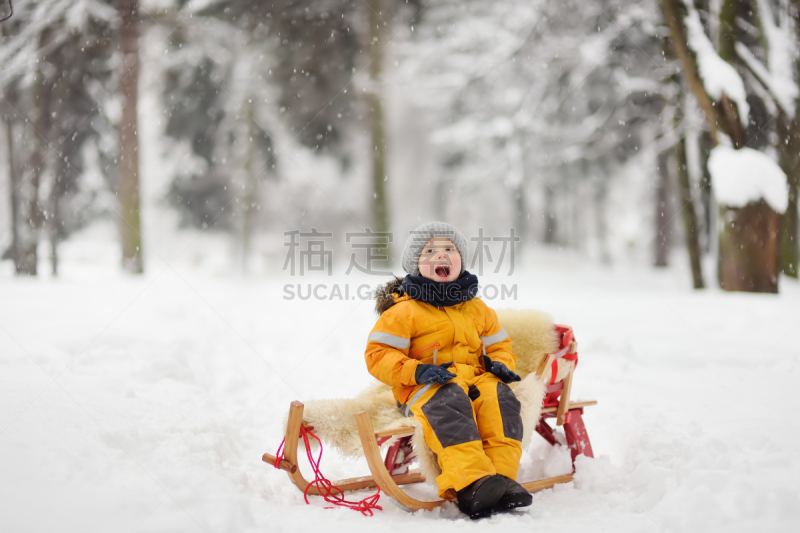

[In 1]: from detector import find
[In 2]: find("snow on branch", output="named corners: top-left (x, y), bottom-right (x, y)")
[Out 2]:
top-left (0, 0), bottom-right (116, 87)
top-left (682, 1), bottom-right (749, 125)
top-left (735, 41), bottom-right (796, 117)
top-left (748, 0), bottom-right (798, 117)
top-left (709, 144), bottom-right (789, 213)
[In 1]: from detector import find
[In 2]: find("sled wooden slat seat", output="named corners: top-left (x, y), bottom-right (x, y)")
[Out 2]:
top-left (542, 399), bottom-right (597, 413)
top-left (374, 427), bottom-right (416, 439)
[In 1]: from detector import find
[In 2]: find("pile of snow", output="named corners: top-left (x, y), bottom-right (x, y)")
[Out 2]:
top-left (684, 5), bottom-right (750, 124)
top-left (708, 145), bottom-right (789, 213)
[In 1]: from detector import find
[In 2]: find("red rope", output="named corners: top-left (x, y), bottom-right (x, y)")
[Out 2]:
top-left (272, 427), bottom-right (383, 516)
top-left (272, 439), bottom-right (285, 469)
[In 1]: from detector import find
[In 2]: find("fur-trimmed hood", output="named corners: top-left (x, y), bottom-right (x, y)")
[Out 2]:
top-left (374, 276), bottom-right (405, 315)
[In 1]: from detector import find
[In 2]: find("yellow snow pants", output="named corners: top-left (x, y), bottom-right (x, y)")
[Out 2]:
top-left (403, 372), bottom-right (523, 498)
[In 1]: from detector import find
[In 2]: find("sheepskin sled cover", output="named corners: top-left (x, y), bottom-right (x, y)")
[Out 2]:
top-left (293, 308), bottom-right (563, 486)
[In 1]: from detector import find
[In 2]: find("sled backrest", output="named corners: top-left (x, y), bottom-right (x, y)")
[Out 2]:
top-left (535, 325), bottom-right (578, 426)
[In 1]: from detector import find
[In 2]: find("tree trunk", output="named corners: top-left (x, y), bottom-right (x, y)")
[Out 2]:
top-left (2, 100), bottom-right (19, 267)
top-left (510, 139), bottom-right (527, 255)
top-left (775, 0), bottom-right (800, 278)
top-left (434, 178), bottom-right (448, 220)
top-left (543, 182), bottom-right (557, 245)
top-left (675, 133), bottom-right (705, 288)
top-left (593, 172), bottom-right (610, 264)
top-left (654, 150), bottom-right (671, 267)
top-left (699, 130), bottom-right (713, 253)
top-left (49, 152), bottom-right (67, 276)
top-left (240, 96), bottom-right (257, 274)
top-left (714, 1), bottom-right (748, 146)
top-left (118, 0), bottom-right (144, 273)
top-left (718, 200), bottom-right (781, 292)
top-left (512, 183), bottom-right (526, 255)
top-left (1, 20), bottom-right (19, 267)
top-left (717, 0), bottom-right (739, 63)
top-left (661, 0), bottom-right (747, 147)
top-left (661, 0), bottom-right (720, 143)
top-left (777, 113), bottom-right (799, 278)
top-left (16, 32), bottom-right (51, 276)
top-left (367, 0), bottom-right (390, 267)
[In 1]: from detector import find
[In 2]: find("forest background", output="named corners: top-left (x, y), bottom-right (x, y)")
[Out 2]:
top-left (1, 0), bottom-right (798, 293)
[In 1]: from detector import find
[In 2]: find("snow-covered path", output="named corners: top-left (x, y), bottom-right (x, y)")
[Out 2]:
top-left (2, 257), bottom-right (799, 532)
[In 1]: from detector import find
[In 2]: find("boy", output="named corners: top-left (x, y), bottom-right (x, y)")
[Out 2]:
top-left (365, 221), bottom-right (531, 519)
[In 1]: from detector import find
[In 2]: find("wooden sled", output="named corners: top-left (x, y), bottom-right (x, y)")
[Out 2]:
top-left (264, 325), bottom-right (596, 512)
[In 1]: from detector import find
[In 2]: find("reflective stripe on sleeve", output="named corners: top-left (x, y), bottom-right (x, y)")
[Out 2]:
top-left (480, 327), bottom-right (508, 346)
top-left (368, 331), bottom-right (411, 350)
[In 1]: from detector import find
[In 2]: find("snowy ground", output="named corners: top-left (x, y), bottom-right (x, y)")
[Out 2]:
top-left (1, 240), bottom-right (799, 533)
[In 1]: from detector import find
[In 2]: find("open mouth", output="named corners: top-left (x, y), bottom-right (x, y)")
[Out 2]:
top-left (434, 265), bottom-right (451, 278)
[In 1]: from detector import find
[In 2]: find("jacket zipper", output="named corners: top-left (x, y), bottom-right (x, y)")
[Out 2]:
top-left (411, 341), bottom-right (440, 363)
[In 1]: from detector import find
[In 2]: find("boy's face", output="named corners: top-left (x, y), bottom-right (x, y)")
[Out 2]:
top-left (418, 237), bottom-right (461, 282)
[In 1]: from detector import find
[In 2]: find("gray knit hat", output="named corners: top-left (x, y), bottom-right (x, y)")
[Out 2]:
top-left (401, 221), bottom-right (469, 276)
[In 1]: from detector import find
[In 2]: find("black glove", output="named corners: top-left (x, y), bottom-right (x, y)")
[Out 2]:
top-left (482, 356), bottom-right (521, 383)
top-left (415, 362), bottom-right (455, 385)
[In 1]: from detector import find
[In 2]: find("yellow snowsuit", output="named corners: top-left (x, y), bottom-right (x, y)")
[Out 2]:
top-left (365, 291), bottom-right (523, 498)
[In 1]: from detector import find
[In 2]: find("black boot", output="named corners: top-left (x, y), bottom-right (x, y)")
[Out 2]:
top-left (456, 474), bottom-right (507, 519)
top-left (494, 475), bottom-right (533, 511)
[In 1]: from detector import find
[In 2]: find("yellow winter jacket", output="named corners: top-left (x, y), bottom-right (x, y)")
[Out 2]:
top-left (365, 279), bottom-right (515, 404)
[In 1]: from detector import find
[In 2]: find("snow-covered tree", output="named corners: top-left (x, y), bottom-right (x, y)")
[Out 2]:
top-left (397, 0), bottom-right (676, 262)
top-left (163, 0), bottom-right (422, 268)
top-left (732, 0), bottom-right (799, 278)
top-left (158, 9), bottom-right (281, 271)
top-left (662, 0), bottom-right (796, 292)
top-left (0, 0), bottom-right (117, 275)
